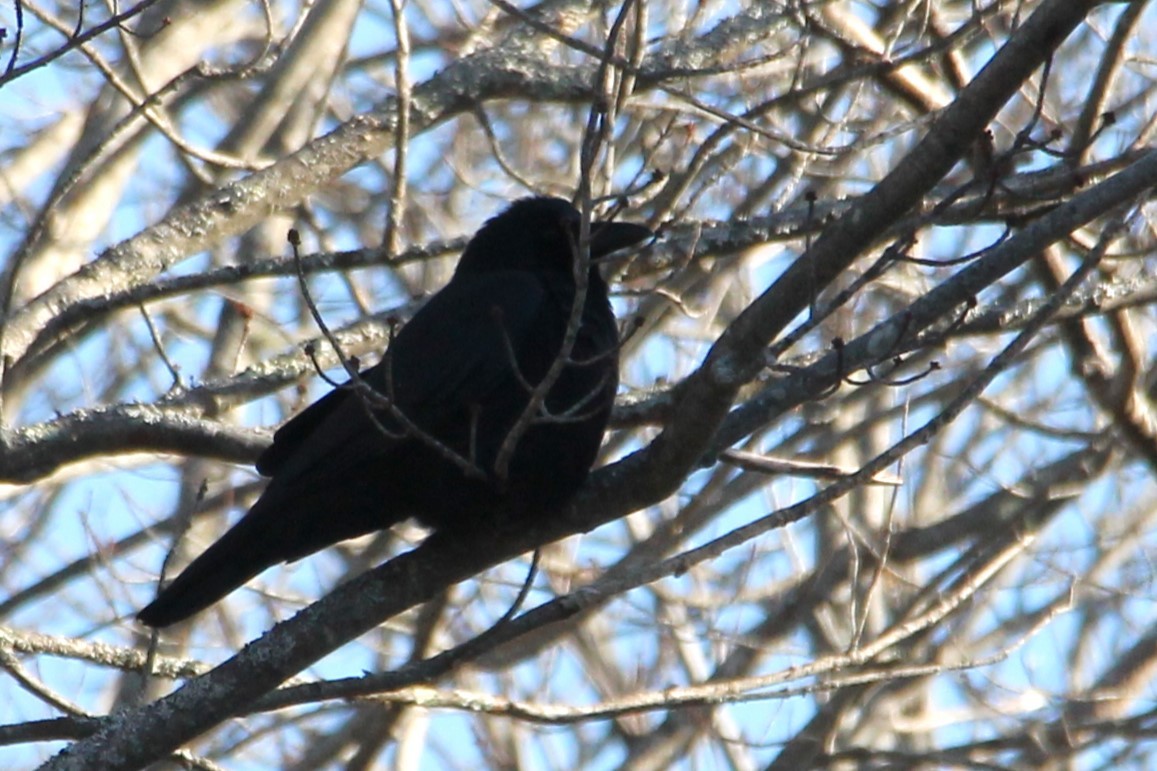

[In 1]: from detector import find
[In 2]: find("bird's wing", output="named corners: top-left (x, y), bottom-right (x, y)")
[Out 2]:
top-left (380, 271), bottom-right (553, 415)
top-left (254, 370), bottom-right (367, 475)
top-left (255, 271), bottom-right (551, 482)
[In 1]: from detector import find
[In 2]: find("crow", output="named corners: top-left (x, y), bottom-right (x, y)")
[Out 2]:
top-left (137, 197), bottom-right (651, 627)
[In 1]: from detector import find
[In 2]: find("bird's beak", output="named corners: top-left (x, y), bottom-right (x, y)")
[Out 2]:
top-left (588, 221), bottom-right (654, 259)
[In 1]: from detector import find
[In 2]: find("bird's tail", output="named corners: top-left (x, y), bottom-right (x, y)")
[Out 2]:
top-left (136, 511), bottom-right (283, 628)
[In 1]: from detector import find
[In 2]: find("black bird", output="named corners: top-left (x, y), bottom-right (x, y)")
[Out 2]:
top-left (138, 197), bottom-right (651, 627)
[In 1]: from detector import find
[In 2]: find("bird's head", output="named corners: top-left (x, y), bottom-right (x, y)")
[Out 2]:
top-left (455, 197), bottom-right (652, 278)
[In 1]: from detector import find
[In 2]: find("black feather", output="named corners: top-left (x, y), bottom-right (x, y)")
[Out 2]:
top-left (137, 197), bottom-right (650, 627)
